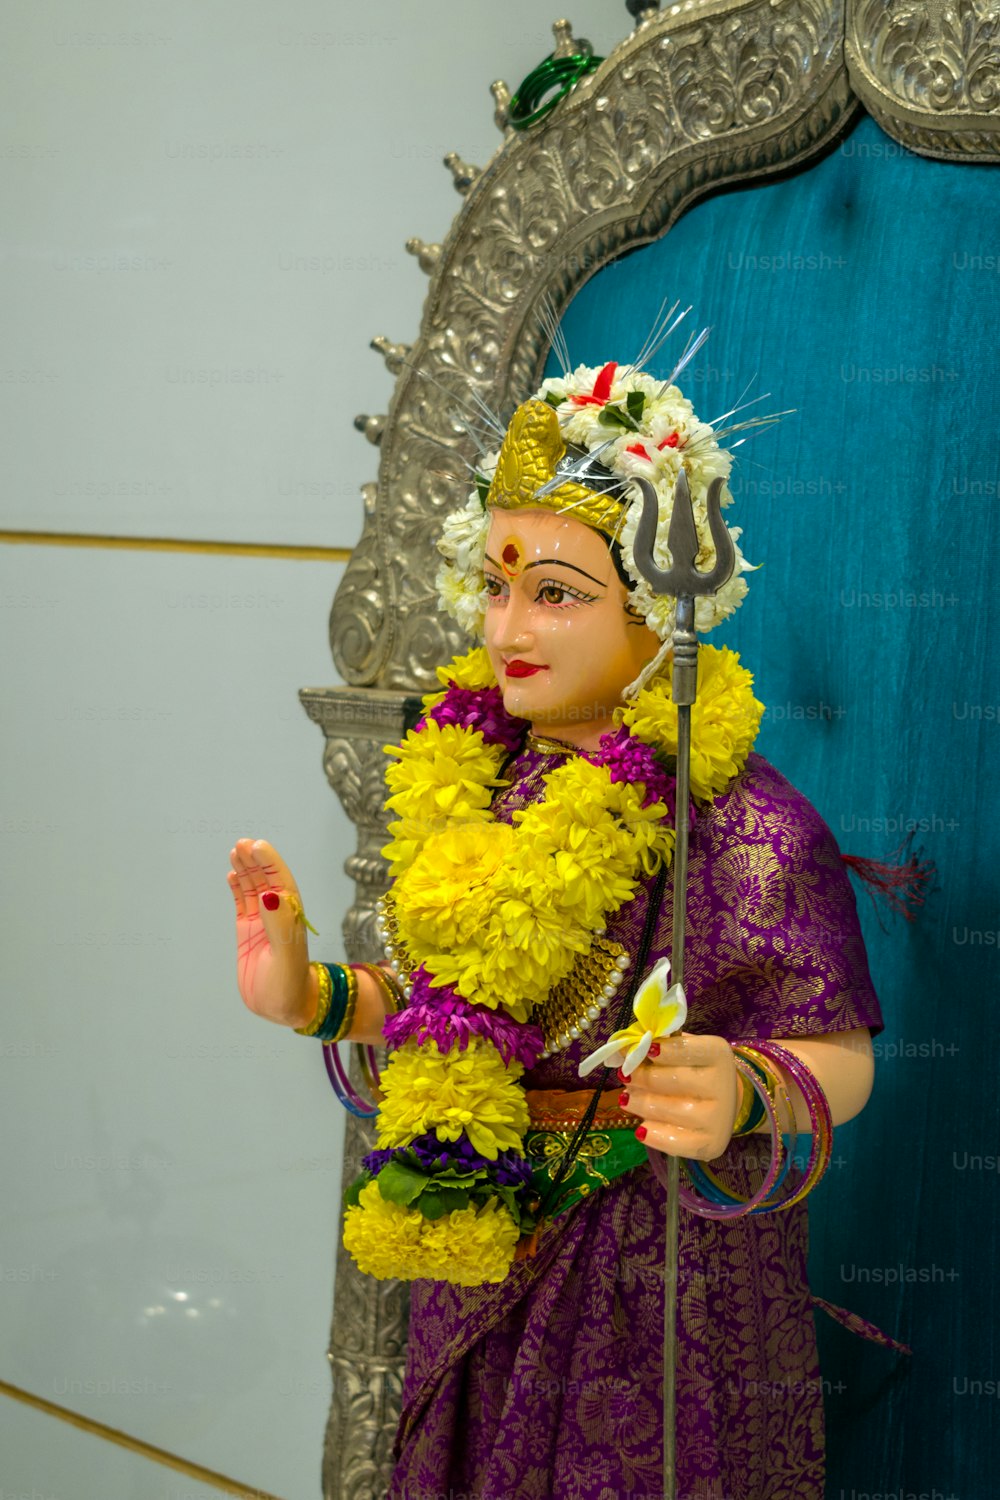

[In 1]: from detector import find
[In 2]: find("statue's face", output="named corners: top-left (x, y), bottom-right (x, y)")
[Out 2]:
top-left (483, 508), bottom-right (660, 748)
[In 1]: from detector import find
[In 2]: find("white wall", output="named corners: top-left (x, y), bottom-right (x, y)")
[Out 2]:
top-left (0, 3), bottom-right (625, 1497)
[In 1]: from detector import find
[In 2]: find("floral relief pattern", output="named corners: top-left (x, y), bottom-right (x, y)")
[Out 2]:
top-left (330, 1), bottom-right (853, 694)
top-left (846, 0), bottom-right (1000, 159)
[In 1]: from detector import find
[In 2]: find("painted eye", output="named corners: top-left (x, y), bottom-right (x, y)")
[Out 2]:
top-left (535, 578), bottom-right (597, 606)
top-left (484, 575), bottom-right (507, 600)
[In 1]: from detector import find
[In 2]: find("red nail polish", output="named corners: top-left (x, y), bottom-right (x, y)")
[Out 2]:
top-left (618, 1091), bottom-right (629, 1108)
top-left (617, 1067), bottom-right (631, 1084)
top-left (261, 891), bottom-right (280, 911)
top-left (648, 1042), bottom-right (661, 1059)
top-left (635, 1125), bottom-right (648, 1142)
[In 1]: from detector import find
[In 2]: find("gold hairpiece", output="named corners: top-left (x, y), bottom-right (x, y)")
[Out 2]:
top-left (485, 400), bottom-right (627, 540)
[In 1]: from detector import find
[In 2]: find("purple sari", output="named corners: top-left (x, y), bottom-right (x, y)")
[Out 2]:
top-left (389, 751), bottom-right (884, 1500)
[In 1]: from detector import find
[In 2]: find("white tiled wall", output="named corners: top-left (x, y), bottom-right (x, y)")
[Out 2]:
top-left (0, 2), bottom-right (623, 1496)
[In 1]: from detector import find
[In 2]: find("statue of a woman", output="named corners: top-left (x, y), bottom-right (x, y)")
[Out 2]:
top-left (229, 359), bottom-right (883, 1498)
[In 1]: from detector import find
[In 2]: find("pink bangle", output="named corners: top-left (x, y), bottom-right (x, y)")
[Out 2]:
top-left (749, 1040), bottom-right (833, 1209)
top-left (647, 1054), bottom-right (797, 1219)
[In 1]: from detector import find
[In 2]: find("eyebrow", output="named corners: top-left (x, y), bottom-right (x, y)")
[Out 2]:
top-left (483, 554), bottom-right (607, 587)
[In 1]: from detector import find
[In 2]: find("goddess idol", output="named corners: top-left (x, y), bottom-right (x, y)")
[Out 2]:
top-left (229, 353), bottom-right (889, 1498)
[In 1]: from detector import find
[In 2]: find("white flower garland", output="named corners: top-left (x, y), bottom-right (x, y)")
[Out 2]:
top-left (435, 362), bottom-right (758, 641)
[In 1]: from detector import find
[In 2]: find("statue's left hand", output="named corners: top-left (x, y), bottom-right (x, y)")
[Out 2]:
top-left (619, 1033), bottom-right (740, 1162)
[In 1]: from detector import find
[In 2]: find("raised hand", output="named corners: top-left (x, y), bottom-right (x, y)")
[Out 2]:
top-left (228, 838), bottom-right (316, 1029)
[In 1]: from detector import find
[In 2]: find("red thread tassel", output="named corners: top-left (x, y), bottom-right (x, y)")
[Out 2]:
top-left (841, 845), bottom-right (935, 924)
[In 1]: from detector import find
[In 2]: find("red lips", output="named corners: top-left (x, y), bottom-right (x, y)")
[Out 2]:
top-left (505, 660), bottom-right (546, 678)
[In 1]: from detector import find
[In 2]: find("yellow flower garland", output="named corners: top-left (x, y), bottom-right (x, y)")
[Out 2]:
top-left (344, 1182), bottom-right (519, 1286)
top-left (618, 645), bottom-right (764, 802)
top-left (344, 643), bottom-right (764, 1285)
top-left (374, 1037), bottom-right (530, 1159)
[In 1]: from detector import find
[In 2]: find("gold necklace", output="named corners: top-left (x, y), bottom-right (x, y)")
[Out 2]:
top-left (525, 731), bottom-right (582, 756)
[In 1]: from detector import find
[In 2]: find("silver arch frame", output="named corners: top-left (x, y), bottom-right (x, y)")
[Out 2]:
top-left (301, 2), bottom-right (998, 1493)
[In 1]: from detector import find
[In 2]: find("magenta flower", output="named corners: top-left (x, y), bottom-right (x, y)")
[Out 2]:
top-left (384, 969), bottom-right (544, 1069)
top-left (588, 726), bottom-right (679, 811)
top-left (428, 684), bottom-right (524, 753)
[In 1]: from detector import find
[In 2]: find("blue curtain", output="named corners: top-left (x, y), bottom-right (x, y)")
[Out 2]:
top-left (553, 113), bottom-right (998, 1497)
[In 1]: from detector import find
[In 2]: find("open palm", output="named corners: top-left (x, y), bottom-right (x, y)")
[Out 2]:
top-left (228, 838), bottom-right (312, 1027)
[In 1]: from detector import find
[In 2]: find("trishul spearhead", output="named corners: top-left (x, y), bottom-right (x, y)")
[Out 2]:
top-left (629, 469), bottom-right (736, 599)
top-left (629, 470), bottom-right (737, 710)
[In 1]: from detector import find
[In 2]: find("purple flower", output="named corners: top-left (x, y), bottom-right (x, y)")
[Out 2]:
top-left (361, 1147), bottom-right (397, 1176)
top-left (588, 727), bottom-right (680, 812)
top-left (384, 968), bottom-right (545, 1069)
top-left (428, 684), bottom-right (524, 753)
top-left (362, 1133), bottom-right (534, 1189)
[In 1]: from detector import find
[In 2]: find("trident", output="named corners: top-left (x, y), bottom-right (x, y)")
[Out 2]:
top-left (630, 469), bottom-right (736, 1500)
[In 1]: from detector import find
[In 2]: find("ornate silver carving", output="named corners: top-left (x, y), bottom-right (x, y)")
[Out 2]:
top-left (299, 687), bottom-right (412, 1498)
top-left (846, 0), bottom-right (1000, 161)
top-left (322, 1104), bottom-right (409, 1500)
top-left (316, 4), bottom-right (997, 1495)
top-left (490, 79), bottom-right (513, 132)
top-left (330, 0), bottom-right (856, 695)
top-left (443, 151), bottom-right (482, 193)
top-left (370, 336), bottom-right (412, 376)
top-left (351, 413), bottom-right (384, 447)
top-left (404, 237), bottom-right (442, 272)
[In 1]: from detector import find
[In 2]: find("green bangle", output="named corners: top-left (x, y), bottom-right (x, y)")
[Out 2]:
top-left (295, 963), bottom-right (350, 1041)
top-left (509, 52), bottom-right (604, 132)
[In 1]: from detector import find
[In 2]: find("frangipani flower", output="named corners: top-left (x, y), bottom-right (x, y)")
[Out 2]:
top-left (578, 957), bottom-right (687, 1078)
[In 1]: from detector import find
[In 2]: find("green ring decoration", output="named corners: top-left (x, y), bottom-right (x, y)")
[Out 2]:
top-left (509, 52), bottom-right (604, 132)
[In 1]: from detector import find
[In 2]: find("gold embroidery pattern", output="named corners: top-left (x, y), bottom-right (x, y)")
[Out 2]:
top-left (390, 753), bottom-right (876, 1498)
top-left (524, 1128), bottom-right (615, 1192)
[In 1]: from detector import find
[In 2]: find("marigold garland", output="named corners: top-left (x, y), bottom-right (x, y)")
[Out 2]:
top-left (375, 1037), bottom-right (530, 1159)
top-left (618, 645), bottom-right (763, 802)
top-left (343, 643), bottom-right (763, 1286)
top-left (343, 1182), bottom-right (519, 1286)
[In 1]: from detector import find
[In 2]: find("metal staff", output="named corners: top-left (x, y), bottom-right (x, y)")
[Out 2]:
top-left (630, 469), bottom-right (736, 1500)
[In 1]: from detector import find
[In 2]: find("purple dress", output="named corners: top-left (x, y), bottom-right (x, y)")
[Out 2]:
top-left (388, 749), bottom-right (884, 1500)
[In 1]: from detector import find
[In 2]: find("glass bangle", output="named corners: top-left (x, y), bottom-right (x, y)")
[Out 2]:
top-left (312, 963), bottom-right (353, 1043)
top-left (509, 52), bottom-right (604, 131)
top-left (749, 1040), bottom-right (834, 1209)
top-left (648, 1054), bottom-right (797, 1219)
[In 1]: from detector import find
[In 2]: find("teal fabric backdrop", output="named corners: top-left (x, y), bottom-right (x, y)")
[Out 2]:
top-left (552, 113), bottom-right (998, 1497)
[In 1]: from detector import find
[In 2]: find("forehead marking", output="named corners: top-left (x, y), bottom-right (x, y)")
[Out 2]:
top-left (500, 536), bottom-right (525, 577)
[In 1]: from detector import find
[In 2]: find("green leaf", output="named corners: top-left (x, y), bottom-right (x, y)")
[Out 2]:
top-left (376, 1161), bottom-right (431, 1208)
top-left (433, 1165), bottom-right (489, 1188)
top-left (415, 1185), bottom-right (474, 1221)
top-left (474, 472), bottom-right (490, 506)
top-left (597, 402), bottom-right (639, 433)
top-left (543, 390), bottom-right (562, 408)
top-left (494, 1184), bottom-right (537, 1232)
top-left (343, 1174), bottom-right (368, 1210)
top-left (626, 389), bottom-right (646, 422)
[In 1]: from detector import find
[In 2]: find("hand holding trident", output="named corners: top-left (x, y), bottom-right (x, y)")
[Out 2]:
top-left (629, 468), bottom-right (737, 1500)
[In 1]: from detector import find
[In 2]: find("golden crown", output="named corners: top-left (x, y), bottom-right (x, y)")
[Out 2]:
top-left (485, 399), bottom-right (628, 539)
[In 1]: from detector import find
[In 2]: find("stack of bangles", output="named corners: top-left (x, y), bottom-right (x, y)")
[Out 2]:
top-left (294, 962), bottom-right (402, 1119)
top-left (648, 1040), bottom-right (834, 1217)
